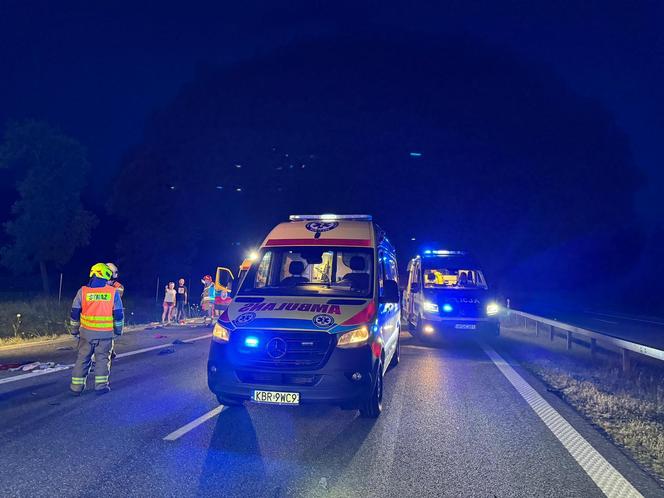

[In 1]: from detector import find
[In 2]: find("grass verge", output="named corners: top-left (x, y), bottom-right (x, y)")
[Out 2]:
top-left (498, 326), bottom-right (664, 484)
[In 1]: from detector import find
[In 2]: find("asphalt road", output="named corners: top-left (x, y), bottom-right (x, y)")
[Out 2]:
top-left (0, 325), bottom-right (661, 497)
top-left (518, 306), bottom-right (664, 350)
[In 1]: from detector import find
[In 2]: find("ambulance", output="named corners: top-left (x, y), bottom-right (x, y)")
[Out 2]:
top-left (403, 250), bottom-right (500, 338)
top-left (207, 215), bottom-right (401, 417)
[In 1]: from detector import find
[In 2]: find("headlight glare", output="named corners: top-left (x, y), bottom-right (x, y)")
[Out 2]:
top-left (486, 302), bottom-right (500, 316)
top-left (423, 301), bottom-right (439, 313)
top-left (337, 326), bottom-right (370, 348)
top-left (212, 322), bottom-right (230, 342)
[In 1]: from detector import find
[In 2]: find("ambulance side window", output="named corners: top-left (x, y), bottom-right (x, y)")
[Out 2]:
top-left (412, 260), bottom-right (420, 288)
top-left (378, 250), bottom-right (385, 294)
top-left (254, 251), bottom-right (272, 288)
top-left (384, 255), bottom-right (398, 283)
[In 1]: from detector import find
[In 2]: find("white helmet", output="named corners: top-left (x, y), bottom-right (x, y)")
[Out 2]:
top-left (106, 262), bottom-right (119, 279)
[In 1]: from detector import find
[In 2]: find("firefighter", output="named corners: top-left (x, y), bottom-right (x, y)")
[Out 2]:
top-left (106, 262), bottom-right (123, 361)
top-left (106, 262), bottom-right (124, 297)
top-left (69, 263), bottom-right (124, 396)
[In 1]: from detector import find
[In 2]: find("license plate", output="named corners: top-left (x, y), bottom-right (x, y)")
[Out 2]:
top-left (252, 390), bottom-right (300, 405)
top-left (455, 323), bottom-right (476, 330)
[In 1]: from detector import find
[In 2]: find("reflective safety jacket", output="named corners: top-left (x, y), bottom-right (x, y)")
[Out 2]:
top-left (71, 278), bottom-right (124, 338)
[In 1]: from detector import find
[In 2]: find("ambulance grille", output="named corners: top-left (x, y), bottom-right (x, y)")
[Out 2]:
top-left (231, 330), bottom-right (335, 370)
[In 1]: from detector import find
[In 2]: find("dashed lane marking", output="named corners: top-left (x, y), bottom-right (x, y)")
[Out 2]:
top-left (163, 405), bottom-right (226, 441)
top-left (480, 342), bottom-right (642, 498)
top-left (0, 333), bottom-right (212, 386)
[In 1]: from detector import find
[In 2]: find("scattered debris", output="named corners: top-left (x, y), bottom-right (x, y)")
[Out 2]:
top-left (153, 334), bottom-right (168, 339)
top-left (319, 477), bottom-right (328, 489)
top-left (172, 339), bottom-right (192, 345)
top-left (158, 347), bottom-right (175, 355)
top-left (56, 346), bottom-right (74, 351)
top-left (0, 363), bottom-right (23, 371)
top-left (7, 361), bottom-right (70, 373)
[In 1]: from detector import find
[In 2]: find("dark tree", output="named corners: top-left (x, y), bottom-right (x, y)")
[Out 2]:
top-left (0, 120), bottom-right (97, 294)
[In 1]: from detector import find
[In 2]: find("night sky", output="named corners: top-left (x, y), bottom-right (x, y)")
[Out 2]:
top-left (1, 1), bottom-right (663, 311)
top-left (2, 1), bottom-right (662, 221)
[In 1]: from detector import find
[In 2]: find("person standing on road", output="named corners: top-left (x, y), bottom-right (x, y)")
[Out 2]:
top-left (201, 275), bottom-right (215, 326)
top-left (175, 278), bottom-right (188, 324)
top-left (162, 282), bottom-right (177, 323)
top-left (106, 262), bottom-right (124, 297)
top-left (106, 262), bottom-right (124, 361)
top-left (69, 263), bottom-right (124, 396)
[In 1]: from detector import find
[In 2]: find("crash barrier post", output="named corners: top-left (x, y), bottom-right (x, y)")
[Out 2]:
top-left (503, 309), bottom-right (664, 373)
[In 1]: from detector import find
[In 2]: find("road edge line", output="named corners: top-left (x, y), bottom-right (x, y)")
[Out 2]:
top-left (479, 341), bottom-right (643, 498)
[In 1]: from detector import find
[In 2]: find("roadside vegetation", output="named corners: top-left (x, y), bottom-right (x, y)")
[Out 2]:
top-left (0, 296), bottom-right (171, 344)
top-left (499, 326), bottom-right (664, 483)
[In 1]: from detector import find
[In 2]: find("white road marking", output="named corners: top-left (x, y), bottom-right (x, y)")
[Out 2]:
top-left (115, 333), bottom-right (212, 359)
top-left (479, 342), bottom-right (642, 498)
top-left (592, 318), bottom-right (619, 325)
top-left (401, 344), bottom-right (433, 351)
top-left (163, 405), bottom-right (226, 441)
top-left (0, 333), bottom-right (212, 386)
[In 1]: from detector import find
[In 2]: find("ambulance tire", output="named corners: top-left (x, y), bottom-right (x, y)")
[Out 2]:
top-left (359, 360), bottom-right (383, 418)
top-left (216, 394), bottom-right (243, 407)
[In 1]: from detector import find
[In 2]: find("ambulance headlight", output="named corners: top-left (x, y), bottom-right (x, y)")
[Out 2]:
top-left (423, 301), bottom-right (439, 313)
top-left (337, 326), bottom-right (370, 348)
top-left (212, 323), bottom-right (230, 342)
top-left (486, 302), bottom-right (500, 316)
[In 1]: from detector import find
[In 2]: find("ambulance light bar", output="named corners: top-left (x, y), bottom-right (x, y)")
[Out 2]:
top-left (423, 250), bottom-right (466, 256)
top-left (289, 214), bottom-right (373, 221)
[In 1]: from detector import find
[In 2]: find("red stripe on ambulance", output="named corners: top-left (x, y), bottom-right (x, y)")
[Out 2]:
top-left (265, 238), bottom-right (372, 247)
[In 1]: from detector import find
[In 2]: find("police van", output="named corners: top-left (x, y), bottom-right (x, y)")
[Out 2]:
top-left (207, 214), bottom-right (401, 417)
top-left (403, 250), bottom-right (500, 338)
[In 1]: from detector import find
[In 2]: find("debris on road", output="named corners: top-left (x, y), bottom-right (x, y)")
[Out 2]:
top-left (158, 348), bottom-right (176, 355)
top-left (0, 363), bottom-right (24, 370)
top-left (172, 339), bottom-right (191, 345)
top-left (56, 346), bottom-right (74, 351)
top-left (153, 334), bottom-right (168, 339)
top-left (6, 361), bottom-right (71, 373)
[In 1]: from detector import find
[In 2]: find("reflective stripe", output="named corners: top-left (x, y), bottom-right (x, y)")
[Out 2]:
top-left (114, 321), bottom-right (124, 327)
top-left (95, 376), bottom-right (109, 381)
top-left (80, 319), bottom-right (114, 330)
top-left (71, 377), bottom-right (85, 385)
top-left (81, 315), bottom-right (114, 321)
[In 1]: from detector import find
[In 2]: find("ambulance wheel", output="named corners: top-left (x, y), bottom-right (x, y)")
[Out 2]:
top-left (359, 361), bottom-right (383, 418)
top-left (216, 394), bottom-right (243, 407)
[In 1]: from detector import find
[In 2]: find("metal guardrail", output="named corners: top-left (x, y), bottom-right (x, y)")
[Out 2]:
top-left (502, 309), bottom-right (664, 372)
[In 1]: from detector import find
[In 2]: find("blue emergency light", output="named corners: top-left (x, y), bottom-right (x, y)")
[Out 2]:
top-left (442, 304), bottom-right (453, 313)
top-left (244, 336), bottom-right (259, 348)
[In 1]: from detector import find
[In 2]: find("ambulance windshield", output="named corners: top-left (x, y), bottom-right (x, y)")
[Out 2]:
top-left (238, 247), bottom-right (373, 298)
top-left (422, 262), bottom-right (488, 290)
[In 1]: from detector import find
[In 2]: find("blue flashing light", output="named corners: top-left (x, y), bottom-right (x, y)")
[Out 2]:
top-left (423, 250), bottom-right (432, 255)
top-left (409, 152), bottom-right (422, 157)
top-left (244, 336), bottom-right (259, 348)
top-left (442, 304), bottom-right (453, 313)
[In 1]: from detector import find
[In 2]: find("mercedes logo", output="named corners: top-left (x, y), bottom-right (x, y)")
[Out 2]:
top-left (266, 337), bottom-right (288, 359)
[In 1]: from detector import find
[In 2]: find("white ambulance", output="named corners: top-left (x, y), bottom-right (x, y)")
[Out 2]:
top-left (207, 215), bottom-right (400, 417)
